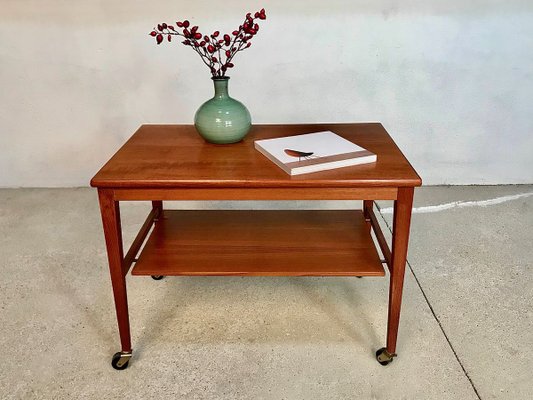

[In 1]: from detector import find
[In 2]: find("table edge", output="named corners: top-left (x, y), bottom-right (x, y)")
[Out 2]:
top-left (89, 178), bottom-right (422, 189)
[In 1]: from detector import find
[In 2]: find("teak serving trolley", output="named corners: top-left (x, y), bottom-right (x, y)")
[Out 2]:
top-left (90, 123), bottom-right (421, 369)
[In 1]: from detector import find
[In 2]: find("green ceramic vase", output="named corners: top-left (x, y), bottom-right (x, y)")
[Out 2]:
top-left (194, 76), bottom-right (252, 144)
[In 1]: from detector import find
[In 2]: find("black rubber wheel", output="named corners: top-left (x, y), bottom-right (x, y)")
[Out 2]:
top-left (376, 347), bottom-right (394, 366)
top-left (151, 275), bottom-right (164, 280)
top-left (111, 352), bottom-right (130, 370)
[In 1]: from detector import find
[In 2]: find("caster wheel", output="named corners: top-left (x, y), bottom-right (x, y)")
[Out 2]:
top-left (151, 275), bottom-right (164, 280)
top-left (111, 351), bottom-right (131, 370)
top-left (376, 347), bottom-right (395, 366)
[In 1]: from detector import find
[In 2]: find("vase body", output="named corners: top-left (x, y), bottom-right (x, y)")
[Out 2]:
top-left (194, 77), bottom-right (251, 144)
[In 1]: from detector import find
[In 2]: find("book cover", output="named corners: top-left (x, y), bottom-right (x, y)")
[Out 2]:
top-left (254, 131), bottom-right (377, 175)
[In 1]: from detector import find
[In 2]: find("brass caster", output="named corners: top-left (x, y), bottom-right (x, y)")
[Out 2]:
top-left (111, 351), bottom-right (132, 370)
top-left (151, 275), bottom-right (164, 280)
top-left (376, 347), bottom-right (396, 366)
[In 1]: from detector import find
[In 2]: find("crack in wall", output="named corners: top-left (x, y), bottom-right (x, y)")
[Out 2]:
top-left (379, 192), bottom-right (533, 214)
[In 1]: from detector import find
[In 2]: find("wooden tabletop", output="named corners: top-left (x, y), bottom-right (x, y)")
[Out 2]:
top-left (90, 123), bottom-right (421, 188)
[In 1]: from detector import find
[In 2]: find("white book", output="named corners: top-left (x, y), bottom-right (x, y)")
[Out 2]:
top-left (254, 131), bottom-right (377, 176)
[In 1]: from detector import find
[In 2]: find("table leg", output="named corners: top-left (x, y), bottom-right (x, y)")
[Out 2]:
top-left (98, 189), bottom-right (132, 369)
top-left (152, 200), bottom-right (163, 215)
top-left (377, 187), bottom-right (414, 365)
top-left (363, 200), bottom-right (373, 229)
top-left (358, 200), bottom-right (374, 278)
top-left (150, 201), bottom-right (165, 281)
top-left (387, 188), bottom-right (414, 354)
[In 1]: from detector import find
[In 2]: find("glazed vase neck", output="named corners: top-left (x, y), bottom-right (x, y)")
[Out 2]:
top-left (213, 77), bottom-right (230, 99)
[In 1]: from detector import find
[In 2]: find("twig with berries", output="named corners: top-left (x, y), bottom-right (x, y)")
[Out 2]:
top-left (149, 8), bottom-right (266, 77)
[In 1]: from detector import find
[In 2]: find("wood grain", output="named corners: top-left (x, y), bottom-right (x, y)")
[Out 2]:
top-left (131, 210), bottom-right (385, 277)
top-left (97, 189), bottom-right (131, 353)
top-left (113, 187), bottom-right (398, 201)
top-left (90, 124), bottom-right (422, 189)
top-left (386, 187), bottom-right (414, 355)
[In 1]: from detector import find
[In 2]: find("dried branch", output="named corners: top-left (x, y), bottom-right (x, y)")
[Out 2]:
top-left (149, 9), bottom-right (266, 78)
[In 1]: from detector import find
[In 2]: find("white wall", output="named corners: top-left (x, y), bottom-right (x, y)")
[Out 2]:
top-left (1, 0), bottom-right (532, 186)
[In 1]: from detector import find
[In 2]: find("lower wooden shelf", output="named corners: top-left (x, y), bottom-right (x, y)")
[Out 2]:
top-left (131, 210), bottom-right (385, 277)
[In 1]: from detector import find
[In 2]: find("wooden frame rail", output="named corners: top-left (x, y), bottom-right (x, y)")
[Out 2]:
top-left (113, 187), bottom-right (398, 201)
top-left (122, 205), bottom-right (161, 276)
top-left (363, 200), bottom-right (392, 272)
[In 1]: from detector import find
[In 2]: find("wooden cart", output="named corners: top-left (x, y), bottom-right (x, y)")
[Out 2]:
top-left (90, 123), bottom-right (421, 369)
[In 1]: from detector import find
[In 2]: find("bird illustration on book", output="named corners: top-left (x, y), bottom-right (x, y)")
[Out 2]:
top-left (255, 131), bottom-right (377, 175)
top-left (284, 149), bottom-right (318, 162)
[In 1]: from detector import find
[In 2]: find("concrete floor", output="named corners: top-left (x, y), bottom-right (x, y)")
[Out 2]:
top-left (0, 186), bottom-right (531, 399)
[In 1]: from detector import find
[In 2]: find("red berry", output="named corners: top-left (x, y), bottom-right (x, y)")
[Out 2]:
top-left (162, 23), bottom-right (167, 29)
top-left (194, 42), bottom-right (199, 47)
top-left (157, 24), bottom-right (163, 31)
top-left (249, 28), bottom-right (256, 34)
top-left (255, 12), bottom-right (260, 18)
top-left (226, 62), bottom-right (234, 68)
top-left (192, 26), bottom-right (198, 33)
top-left (232, 30), bottom-right (239, 36)
top-left (225, 50), bottom-right (231, 57)
top-left (222, 65), bottom-right (227, 72)
top-left (204, 35), bottom-right (210, 42)
top-left (213, 31), bottom-right (220, 37)
top-left (156, 34), bottom-right (163, 44)
top-left (207, 45), bottom-right (215, 53)
top-left (183, 28), bottom-right (190, 37)
top-left (246, 42), bottom-right (252, 47)
top-left (200, 41), bottom-right (205, 46)
top-left (177, 21), bottom-right (183, 28)
top-left (183, 20), bottom-right (190, 28)
top-left (168, 35), bottom-right (171, 42)
top-left (212, 56), bottom-right (218, 62)
top-left (168, 25), bottom-right (175, 31)
top-left (194, 32), bottom-right (202, 39)
top-left (150, 31), bottom-right (157, 36)
top-left (224, 34), bottom-right (230, 41)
